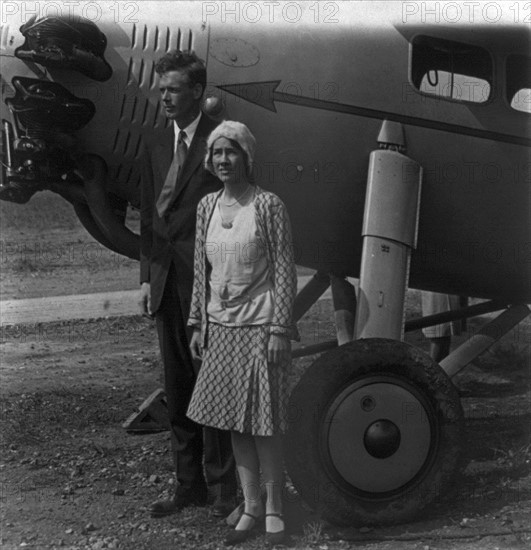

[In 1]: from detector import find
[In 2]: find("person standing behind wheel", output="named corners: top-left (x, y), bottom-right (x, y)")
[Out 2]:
top-left (139, 50), bottom-right (236, 519)
top-left (187, 121), bottom-right (297, 546)
top-left (421, 291), bottom-right (463, 362)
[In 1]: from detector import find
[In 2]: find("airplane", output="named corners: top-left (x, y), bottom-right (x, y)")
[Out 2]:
top-left (1, 0), bottom-right (529, 527)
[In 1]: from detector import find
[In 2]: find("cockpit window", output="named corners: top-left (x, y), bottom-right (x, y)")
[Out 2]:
top-left (507, 55), bottom-right (531, 113)
top-left (411, 36), bottom-right (492, 103)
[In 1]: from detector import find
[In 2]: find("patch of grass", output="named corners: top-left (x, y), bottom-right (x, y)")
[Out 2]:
top-left (474, 341), bottom-right (530, 378)
top-left (493, 442), bottom-right (531, 470)
top-left (301, 520), bottom-right (325, 545)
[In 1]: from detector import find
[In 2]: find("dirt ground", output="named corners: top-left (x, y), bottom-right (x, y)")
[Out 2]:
top-left (1, 192), bottom-right (530, 550)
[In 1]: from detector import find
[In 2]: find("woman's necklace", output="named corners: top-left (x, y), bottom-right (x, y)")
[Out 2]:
top-left (219, 204), bottom-right (235, 229)
top-left (221, 185), bottom-right (252, 207)
top-left (219, 187), bottom-right (254, 229)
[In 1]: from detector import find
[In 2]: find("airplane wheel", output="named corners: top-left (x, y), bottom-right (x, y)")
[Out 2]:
top-left (285, 338), bottom-right (463, 526)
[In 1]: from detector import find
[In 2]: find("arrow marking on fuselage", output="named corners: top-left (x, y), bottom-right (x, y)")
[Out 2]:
top-left (217, 81), bottom-right (530, 148)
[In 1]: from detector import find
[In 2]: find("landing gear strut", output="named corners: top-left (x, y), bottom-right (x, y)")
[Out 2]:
top-left (285, 121), bottom-right (464, 525)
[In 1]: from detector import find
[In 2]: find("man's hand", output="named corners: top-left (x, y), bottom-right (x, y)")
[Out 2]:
top-left (189, 328), bottom-right (203, 361)
top-left (267, 333), bottom-right (291, 365)
top-left (140, 282), bottom-right (152, 318)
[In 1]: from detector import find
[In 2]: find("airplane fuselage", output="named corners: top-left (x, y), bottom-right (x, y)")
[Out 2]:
top-left (1, 3), bottom-right (529, 302)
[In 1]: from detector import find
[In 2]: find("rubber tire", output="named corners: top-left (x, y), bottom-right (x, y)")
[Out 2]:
top-left (285, 338), bottom-right (464, 526)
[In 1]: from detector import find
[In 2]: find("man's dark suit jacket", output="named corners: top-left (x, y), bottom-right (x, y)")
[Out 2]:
top-left (140, 114), bottom-right (222, 314)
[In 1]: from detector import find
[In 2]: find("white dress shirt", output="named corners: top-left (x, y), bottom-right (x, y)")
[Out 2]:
top-left (174, 111), bottom-right (201, 152)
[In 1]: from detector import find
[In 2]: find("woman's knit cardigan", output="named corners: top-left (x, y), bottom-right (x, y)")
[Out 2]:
top-left (188, 186), bottom-right (298, 347)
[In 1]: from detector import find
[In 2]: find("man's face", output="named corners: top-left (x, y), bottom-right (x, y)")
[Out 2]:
top-left (159, 70), bottom-right (202, 123)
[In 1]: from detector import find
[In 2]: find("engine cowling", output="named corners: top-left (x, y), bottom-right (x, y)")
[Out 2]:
top-left (16, 15), bottom-right (112, 81)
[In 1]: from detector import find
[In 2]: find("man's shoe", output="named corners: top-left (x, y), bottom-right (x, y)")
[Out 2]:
top-left (150, 489), bottom-right (207, 518)
top-left (150, 499), bottom-right (181, 518)
top-left (212, 496), bottom-right (237, 518)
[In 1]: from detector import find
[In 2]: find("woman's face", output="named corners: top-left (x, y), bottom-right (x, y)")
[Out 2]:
top-left (211, 137), bottom-right (246, 185)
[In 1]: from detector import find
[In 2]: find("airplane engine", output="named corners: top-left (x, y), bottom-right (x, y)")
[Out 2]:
top-left (2, 77), bottom-right (95, 203)
top-left (1, 13), bottom-right (139, 259)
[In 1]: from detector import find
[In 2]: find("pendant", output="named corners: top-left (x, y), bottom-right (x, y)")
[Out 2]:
top-left (221, 221), bottom-right (233, 229)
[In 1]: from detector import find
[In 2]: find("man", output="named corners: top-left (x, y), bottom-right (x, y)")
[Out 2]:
top-left (421, 291), bottom-right (462, 362)
top-left (140, 50), bottom-right (236, 518)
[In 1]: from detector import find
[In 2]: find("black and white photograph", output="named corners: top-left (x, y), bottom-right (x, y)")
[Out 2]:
top-left (1, 1), bottom-right (530, 548)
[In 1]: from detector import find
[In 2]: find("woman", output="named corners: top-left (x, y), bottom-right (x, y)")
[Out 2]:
top-left (187, 121), bottom-right (297, 546)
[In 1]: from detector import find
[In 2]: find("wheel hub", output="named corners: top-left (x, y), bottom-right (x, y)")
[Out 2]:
top-left (322, 377), bottom-right (434, 494)
top-left (364, 418), bottom-right (401, 459)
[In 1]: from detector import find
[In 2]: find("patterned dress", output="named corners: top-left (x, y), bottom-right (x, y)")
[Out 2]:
top-left (187, 187), bottom-right (297, 436)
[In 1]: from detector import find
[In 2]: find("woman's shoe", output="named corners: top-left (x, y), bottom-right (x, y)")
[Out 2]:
top-left (265, 513), bottom-right (286, 546)
top-left (224, 512), bottom-right (260, 546)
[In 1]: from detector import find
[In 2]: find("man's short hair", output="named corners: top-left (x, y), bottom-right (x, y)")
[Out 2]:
top-left (155, 50), bottom-right (206, 94)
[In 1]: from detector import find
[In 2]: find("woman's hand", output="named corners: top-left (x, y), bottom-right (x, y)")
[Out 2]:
top-left (267, 333), bottom-right (291, 365)
top-left (189, 328), bottom-right (203, 361)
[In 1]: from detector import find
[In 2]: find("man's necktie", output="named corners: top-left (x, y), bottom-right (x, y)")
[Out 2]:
top-left (156, 130), bottom-right (188, 217)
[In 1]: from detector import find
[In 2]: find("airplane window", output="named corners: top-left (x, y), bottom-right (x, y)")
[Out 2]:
top-left (507, 55), bottom-right (531, 114)
top-left (411, 36), bottom-right (492, 103)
